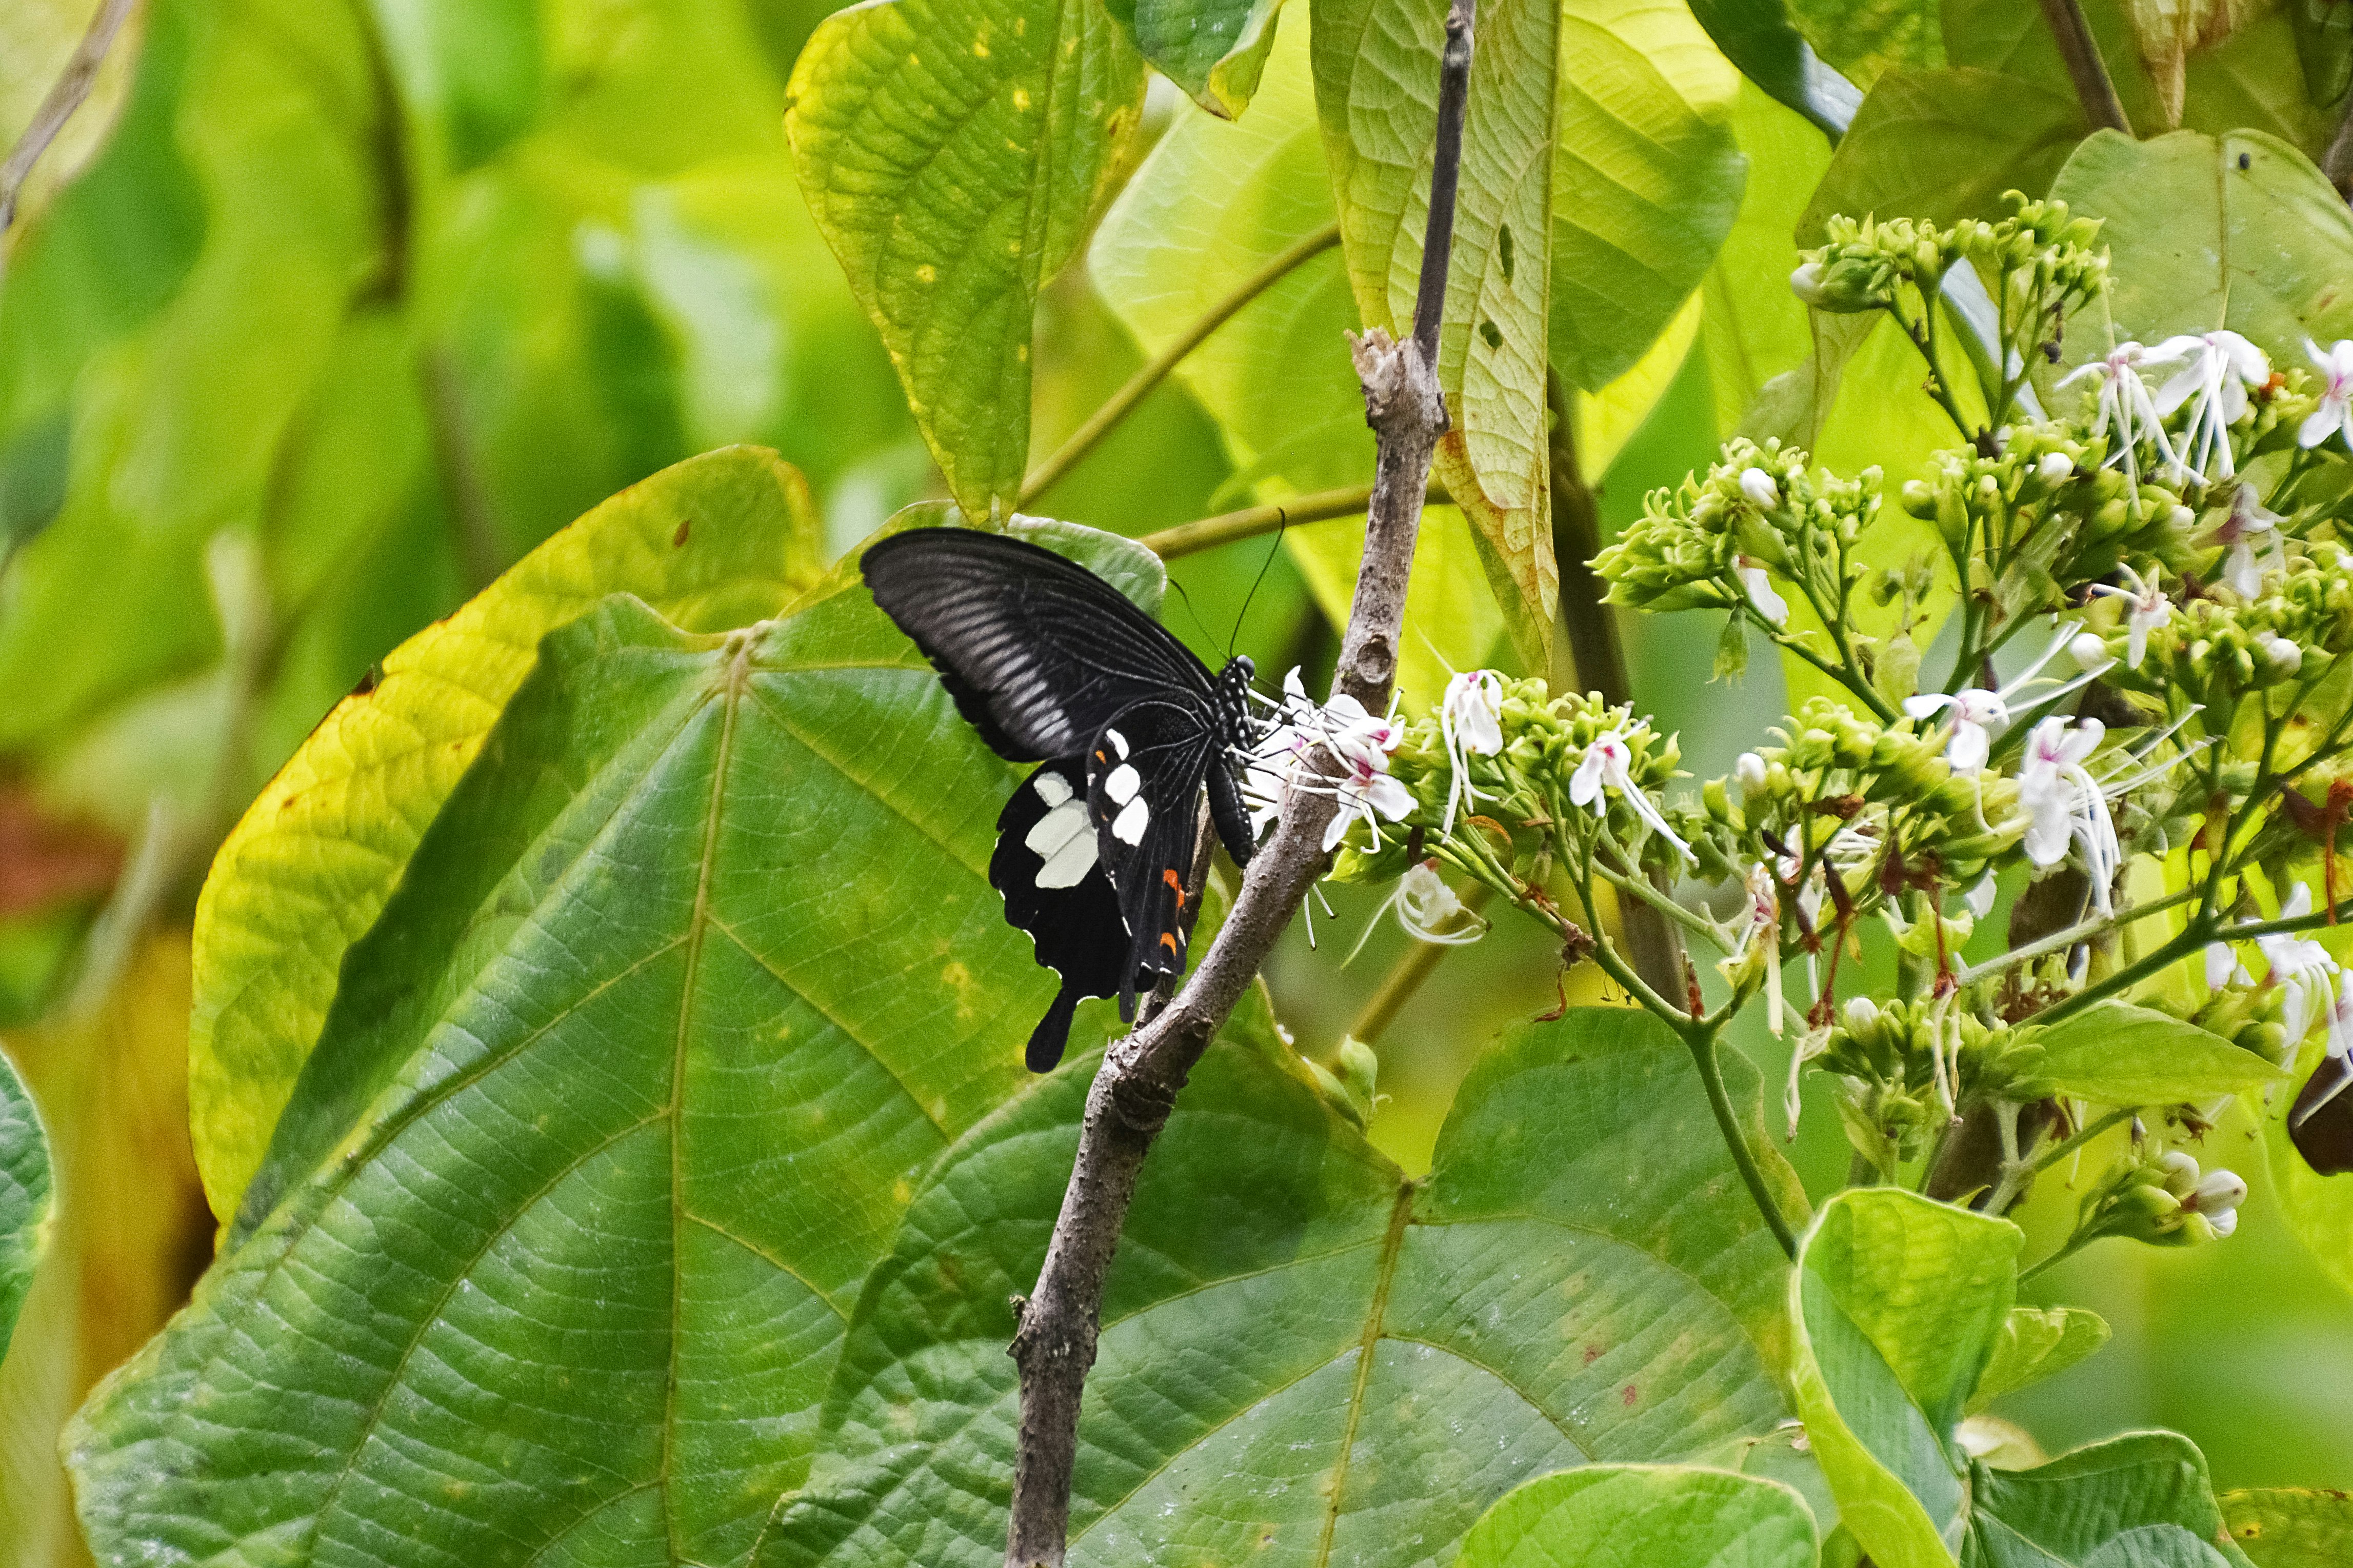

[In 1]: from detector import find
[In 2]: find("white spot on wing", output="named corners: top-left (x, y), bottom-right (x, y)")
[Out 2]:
top-left (1028, 800), bottom-right (1096, 887)
top-left (1112, 797), bottom-right (1149, 845)
top-left (1105, 729), bottom-right (1129, 759)
top-left (1104, 763), bottom-right (1140, 804)
top-left (1033, 771), bottom-right (1073, 807)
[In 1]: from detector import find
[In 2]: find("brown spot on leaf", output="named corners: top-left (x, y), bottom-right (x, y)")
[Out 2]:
top-left (1583, 1345), bottom-right (1601, 1364)
top-left (1622, 1384), bottom-right (1638, 1406)
top-left (674, 518), bottom-right (692, 547)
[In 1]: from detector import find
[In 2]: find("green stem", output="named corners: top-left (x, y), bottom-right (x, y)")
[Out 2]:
top-left (1138, 482), bottom-right (1440, 558)
top-left (2031, 1105), bottom-right (2131, 1177)
top-left (2032, 918), bottom-right (2211, 1026)
top-left (1348, 883), bottom-right (1492, 1042)
top-left (1686, 1023), bottom-right (1799, 1259)
top-left (1951, 884), bottom-right (2203, 990)
top-left (1020, 224), bottom-right (1342, 507)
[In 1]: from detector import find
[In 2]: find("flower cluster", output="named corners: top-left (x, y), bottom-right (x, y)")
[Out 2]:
top-left (1594, 438), bottom-right (1880, 685)
top-left (1693, 696), bottom-right (2023, 913)
top-left (1897, 427), bottom-right (2195, 620)
top-left (1791, 197), bottom-right (2106, 341)
top-left (2068, 1148), bottom-right (2249, 1248)
top-left (1326, 675), bottom-right (1689, 891)
top-left (2090, 541), bottom-right (2353, 710)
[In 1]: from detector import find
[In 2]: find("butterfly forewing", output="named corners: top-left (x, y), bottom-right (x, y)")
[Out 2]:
top-left (862, 529), bottom-right (1214, 761)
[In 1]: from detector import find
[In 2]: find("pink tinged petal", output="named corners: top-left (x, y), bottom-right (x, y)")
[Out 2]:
top-left (1947, 722), bottom-right (1990, 774)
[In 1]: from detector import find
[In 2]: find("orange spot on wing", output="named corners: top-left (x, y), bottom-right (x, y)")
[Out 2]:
top-left (1158, 931), bottom-right (1180, 955)
top-left (1161, 868), bottom-right (1186, 907)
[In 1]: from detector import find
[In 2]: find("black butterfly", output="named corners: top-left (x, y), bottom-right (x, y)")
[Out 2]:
top-left (862, 528), bottom-right (1263, 1070)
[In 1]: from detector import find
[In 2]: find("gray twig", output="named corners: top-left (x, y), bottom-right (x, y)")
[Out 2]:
top-left (0, 0), bottom-right (139, 237)
top-left (1001, 3), bottom-right (1479, 1562)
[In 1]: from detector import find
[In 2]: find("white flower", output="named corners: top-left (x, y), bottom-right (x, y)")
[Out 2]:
top-left (1569, 729), bottom-right (1693, 861)
top-left (1737, 559), bottom-right (1788, 627)
top-left (2204, 942), bottom-right (2252, 991)
top-left (1739, 467), bottom-right (1781, 509)
top-left (1326, 746), bottom-right (1413, 851)
top-left (2086, 565), bottom-right (2170, 668)
top-left (2068, 631), bottom-right (2113, 672)
top-left (1438, 670), bottom-right (1505, 834)
top-left (1904, 688), bottom-right (2008, 773)
top-left (2017, 717), bottom-right (2120, 911)
top-left (1241, 668), bottom-right (1409, 847)
top-left (2302, 339), bottom-right (2353, 451)
top-left (1963, 876), bottom-right (1997, 918)
top-left (1734, 751), bottom-right (1768, 797)
top-left (2257, 887), bottom-right (2339, 1048)
top-left (2209, 484), bottom-right (2282, 598)
top-left (2258, 632), bottom-right (2304, 678)
top-left (1348, 860), bottom-right (1487, 964)
top-left (1901, 624), bottom-right (2096, 774)
top-left (2182, 1165), bottom-right (2248, 1238)
top-left (2150, 329), bottom-right (2269, 481)
top-left (2058, 341), bottom-right (2183, 479)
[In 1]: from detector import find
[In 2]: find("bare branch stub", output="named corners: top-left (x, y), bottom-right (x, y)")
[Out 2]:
top-left (1001, 5), bottom-right (1480, 1565)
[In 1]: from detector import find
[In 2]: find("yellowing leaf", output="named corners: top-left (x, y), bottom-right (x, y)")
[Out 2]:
top-left (187, 447), bottom-right (822, 1222)
top-left (0, 933), bottom-right (210, 1566)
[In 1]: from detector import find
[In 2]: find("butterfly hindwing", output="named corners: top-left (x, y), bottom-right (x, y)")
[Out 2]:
top-left (861, 529), bottom-right (1214, 761)
top-left (1086, 699), bottom-right (1218, 1018)
top-left (990, 758), bottom-right (1128, 1071)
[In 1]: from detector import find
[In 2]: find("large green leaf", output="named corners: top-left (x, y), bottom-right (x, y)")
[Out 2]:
top-left (1685, 0), bottom-right (1865, 136)
top-left (1087, 23), bottom-right (1509, 691)
top-left (2030, 1002), bottom-right (2286, 1106)
top-left (1701, 81), bottom-right (1836, 436)
top-left (187, 447), bottom-right (823, 1224)
top-left (764, 1008), bottom-right (1808, 1566)
top-left (2049, 129), bottom-right (2353, 368)
top-left (1940, 0), bottom-right (2164, 131)
top-left (1103, 0), bottom-right (1285, 115)
top-left (69, 513), bottom-right (1173, 1561)
top-left (1966, 1306), bottom-right (2109, 1413)
top-left (1791, 1190), bottom-right (2019, 1566)
top-left (0, 1048), bottom-right (49, 1362)
top-left (1310, 0), bottom-right (1745, 667)
top-left (1789, 1190), bottom-right (2254, 1568)
top-left (1456, 1463), bottom-right (1820, 1568)
top-left (2222, 1487), bottom-right (2353, 1567)
top-left (1796, 67), bottom-right (2085, 247)
top-left (786, 0), bottom-right (1147, 521)
top-left (1786, 0), bottom-right (1944, 90)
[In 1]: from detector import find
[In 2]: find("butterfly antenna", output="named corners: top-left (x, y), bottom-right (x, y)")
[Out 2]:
top-left (1225, 509), bottom-right (1289, 660)
top-left (1163, 575), bottom-right (1218, 652)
